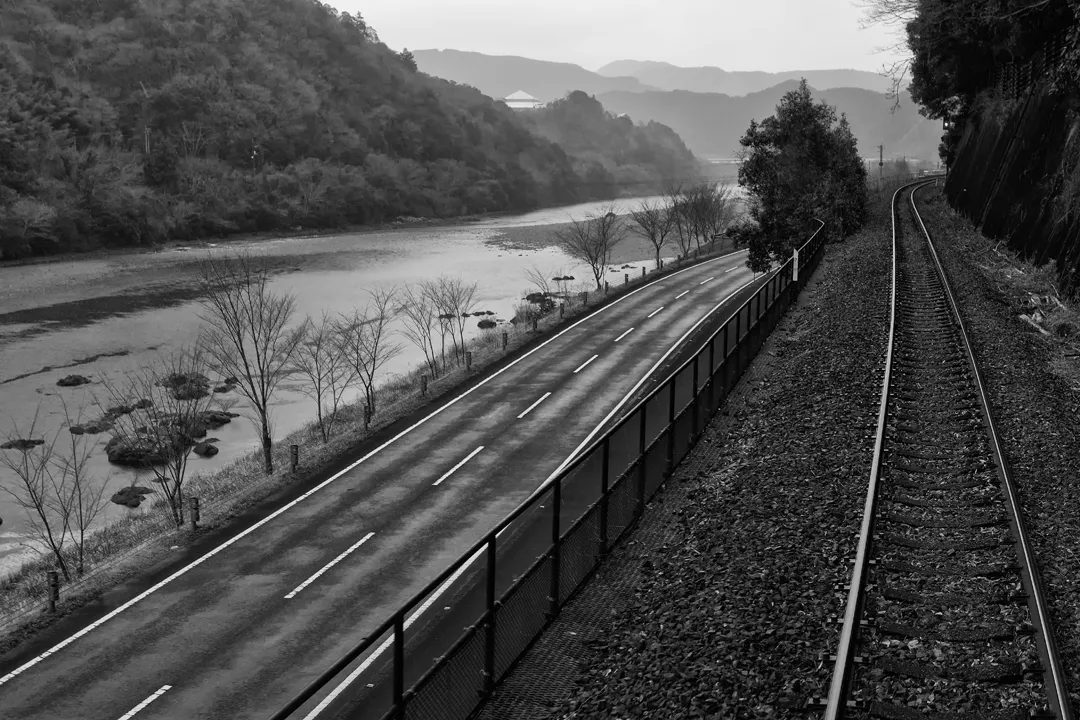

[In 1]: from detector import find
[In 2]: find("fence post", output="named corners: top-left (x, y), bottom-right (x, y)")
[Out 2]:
top-left (559, 304), bottom-right (564, 319)
top-left (532, 318), bottom-right (538, 332)
top-left (188, 496), bottom-right (200, 532)
top-left (548, 476), bottom-right (561, 619)
top-left (666, 379), bottom-right (677, 474)
top-left (466, 351), bottom-right (472, 370)
top-left (624, 273), bottom-right (628, 285)
top-left (393, 612), bottom-right (405, 718)
top-left (604, 281), bottom-right (609, 294)
top-left (47, 570), bottom-right (59, 613)
top-left (691, 357), bottom-right (700, 440)
top-left (290, 444), bottom-right (299, 474)
top-left (599, 438), bottom-right (610, 556)
top-left (637, 409), bottom-right (647, 517)
top-left (502, 331), bottom-right (508, 351)
top-left (483, 535), bottom-right (497, 696)
top-left (421, 375), bottom-right (428, 397)
top-left (641, 266), bottom-right (646, 278)
top-left (582, 291), bottom-right (588, 307)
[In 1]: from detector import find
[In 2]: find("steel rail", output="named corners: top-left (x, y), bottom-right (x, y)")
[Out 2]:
top-left (822, 180), bottom-right (918, 718)
top-left (909, 182), bottom-right (1074, 720)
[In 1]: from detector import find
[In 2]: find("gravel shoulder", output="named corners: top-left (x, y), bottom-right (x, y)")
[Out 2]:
top-left (916, 187), bottom-right (1080, 709)
top-left (476, 201), bottom-right (893, 719)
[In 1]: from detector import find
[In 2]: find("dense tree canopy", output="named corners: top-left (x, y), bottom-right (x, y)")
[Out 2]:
top-left (734, 80), bottom-right (868, 272)
top-left (0, 0), bottom-right (699, 260)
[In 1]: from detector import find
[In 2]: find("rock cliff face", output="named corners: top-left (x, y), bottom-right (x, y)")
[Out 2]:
top-left (946, 86), bottom-right (1080, 296)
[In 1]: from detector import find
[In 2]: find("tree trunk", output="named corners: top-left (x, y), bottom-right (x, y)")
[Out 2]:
top-left (262, 430), bottom-right (273, 474)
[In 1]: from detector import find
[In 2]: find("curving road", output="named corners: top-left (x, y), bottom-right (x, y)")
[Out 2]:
top-left (0, 250), bottom-right (762, 720)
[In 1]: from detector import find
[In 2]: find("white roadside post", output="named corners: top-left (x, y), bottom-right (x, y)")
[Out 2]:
top-left (793, 246), bottom-right (800, 283)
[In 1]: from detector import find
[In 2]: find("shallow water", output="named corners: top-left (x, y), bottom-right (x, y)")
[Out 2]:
top-left (0, 195), bottom-right (692, 576)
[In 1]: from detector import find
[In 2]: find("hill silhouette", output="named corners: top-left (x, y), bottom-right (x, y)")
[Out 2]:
top-left (597, 60), bottom-right (892, 95)
top-left (412, 49), bottom-right (656, 102)
top-left (0, 1), bottom-right (695, 260)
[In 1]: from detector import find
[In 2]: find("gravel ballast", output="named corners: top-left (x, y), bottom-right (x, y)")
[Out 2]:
top-left (916, 188), bottom-right (1080, 709)
top-left (475, 200), bottom-right (895, 719)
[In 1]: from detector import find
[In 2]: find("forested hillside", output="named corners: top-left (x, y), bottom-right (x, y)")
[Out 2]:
top-left (0, 0), bottom-right (698, 260)
top-left (522, 91), bottom-right (699, 196)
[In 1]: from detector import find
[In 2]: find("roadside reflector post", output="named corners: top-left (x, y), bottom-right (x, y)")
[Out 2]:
top-left (421, 375), bottom-right (428, 397)
top-left (582, 291), bottom-right (588, 306)
top-left (559, 304), bottom-right (564, 319)
top-left (466, 351), bottom-right (472, 370)
top-left (642, 266), bottom-right (646, 278)
top-left (624, 273), bottom-right (628, 285)
top-left (364, 404), bottom-right (372, 429)
top-left (793, 247), bottom-right (800, 283)
top-left (188, 496), bottom-right (200, 532)
top-left (47, 570), bottom-right (59, 613)
top-left (502, 331), bottom-right (508, 350)
top-left (532, 318), bottom-right (538, 332)
top-left (605, 281), bottom-right (609, 294)
top-left (289, 444), bottom-right (299, 474)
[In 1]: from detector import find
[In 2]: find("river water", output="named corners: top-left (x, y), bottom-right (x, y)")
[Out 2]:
top-left (0, 195), bottom-right (699, 576)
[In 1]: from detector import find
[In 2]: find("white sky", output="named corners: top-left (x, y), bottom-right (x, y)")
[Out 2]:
top-left (330, 0), bottom-right (908, 73)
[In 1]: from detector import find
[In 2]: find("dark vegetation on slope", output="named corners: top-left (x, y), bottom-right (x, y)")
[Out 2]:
top-left (0, 0), bottom-right (698, 260)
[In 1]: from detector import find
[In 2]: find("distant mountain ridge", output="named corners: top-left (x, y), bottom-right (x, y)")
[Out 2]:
top-left (595, 82), bottom-right (941, 160)
top-left (597, 59), bottom-right (892, 95)
top-left (412, 49), bottom-right (656, 102)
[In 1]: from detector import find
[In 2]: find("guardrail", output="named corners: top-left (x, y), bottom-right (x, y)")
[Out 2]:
top-left (267, 219), bottom-right (828, 720)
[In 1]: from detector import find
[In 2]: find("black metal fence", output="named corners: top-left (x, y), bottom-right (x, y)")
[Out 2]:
top-left (268, 220), bottom-right (828, 720)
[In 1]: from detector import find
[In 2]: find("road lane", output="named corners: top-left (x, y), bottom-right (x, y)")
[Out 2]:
top-left (0, 251), bottom-right (759, 720)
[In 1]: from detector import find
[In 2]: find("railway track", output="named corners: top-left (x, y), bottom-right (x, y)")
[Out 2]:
top-left (819, 180), bottom-right (1073, 719)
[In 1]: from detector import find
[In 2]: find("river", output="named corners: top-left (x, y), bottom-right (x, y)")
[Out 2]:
top-left (0, 194), bottom-right (706, 576)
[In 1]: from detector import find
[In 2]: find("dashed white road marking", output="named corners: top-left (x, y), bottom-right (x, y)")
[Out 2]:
top-left (0, 249), bottom-right (751, 692)
top-left (284, 533), bottom-right (376, 599)
top-left (573, 355), bottom-right (599, 374)
top-left (117, 685), bottom-right (172, 720)
top-left (432, 446), bottom-right (485, 486)
top-left (303, 271), bottom-right (764, 719)
top-left (517, 392), bottom-right (552, 419)
top-left (614, 327), bottom-right (634, 343)
top-left (724, 266), bottom-right (739, 273)
top-left (701, 275), bottom-right (717, 283)
top-left (647, 306), bottom-right (665, 318)
top-left (675, 290), bottom-right (689, 299)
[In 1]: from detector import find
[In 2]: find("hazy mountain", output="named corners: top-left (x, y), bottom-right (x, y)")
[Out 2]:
top-left (595, 82), bottom-right (942, 161)
top-left (597, 60), bottom-right (892, 95)
top-left (412, 49), bottom-right (656, 102)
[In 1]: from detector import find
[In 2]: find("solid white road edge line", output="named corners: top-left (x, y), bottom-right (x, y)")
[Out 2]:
top-left (0, 249), bottom-right (748, 690)
top-left (301, 272), bottom-right (762, 719)
top-left (614, 327), bottom-right (634, 343)
top-left (646, 306), bottom-right (665, 319)
top-left (117, 685), bottom-right (172, 720)
top-left (284, 533), bottom-right (376, 599)
top-left (573, 355), bottom-right (599, 374)
top-left (724, 266), bottom-right (739, 273)
top-left (517, 392), bottom-right (552, 419)
top-left (432, 446), bottom-right (485, 487)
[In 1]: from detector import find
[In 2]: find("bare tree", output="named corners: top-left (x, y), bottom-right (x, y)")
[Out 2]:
top-left (337, 287), bottom-right (403, 415)
top-left (665, 186), bottom-right (695, 258)
top-left (197, 253), bottom-right (304, 474)
top-left (439, 276), bottom-right (478, 365)
top-left (52, 397), bottom-right (107, 577)
top-left (100, 347), bottom-right (218, 527)
top-left (398, 284), bottom-right (441, 379)
top-left (0, 410), bottom-right (70, 580)
top-left (293, 313), bottom-right (358, 443)
top-left (421, 278), bottom-right (455, 370)
top-left (629, 198), bottom-right (675, 270)
top-left (553, 203), bottom-right (626, 290)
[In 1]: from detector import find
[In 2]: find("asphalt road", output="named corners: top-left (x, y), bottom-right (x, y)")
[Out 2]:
top-left (0, 251), bottom-right (762, 720)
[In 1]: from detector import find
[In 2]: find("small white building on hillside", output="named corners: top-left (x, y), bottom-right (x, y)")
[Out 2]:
top-left (504, 90), bottom-right (543, 110)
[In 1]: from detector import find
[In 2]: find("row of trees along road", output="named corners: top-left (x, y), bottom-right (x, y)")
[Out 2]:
top-left (554, 181), bottom-right (741, 290)
top-left (1, 254), bottom-right (490, 575)
top-left (730, 79), bottom-right (869, 272)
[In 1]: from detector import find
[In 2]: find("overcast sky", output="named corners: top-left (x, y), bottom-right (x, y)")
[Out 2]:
top-left (330, 0), bottom-right (907, 73)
